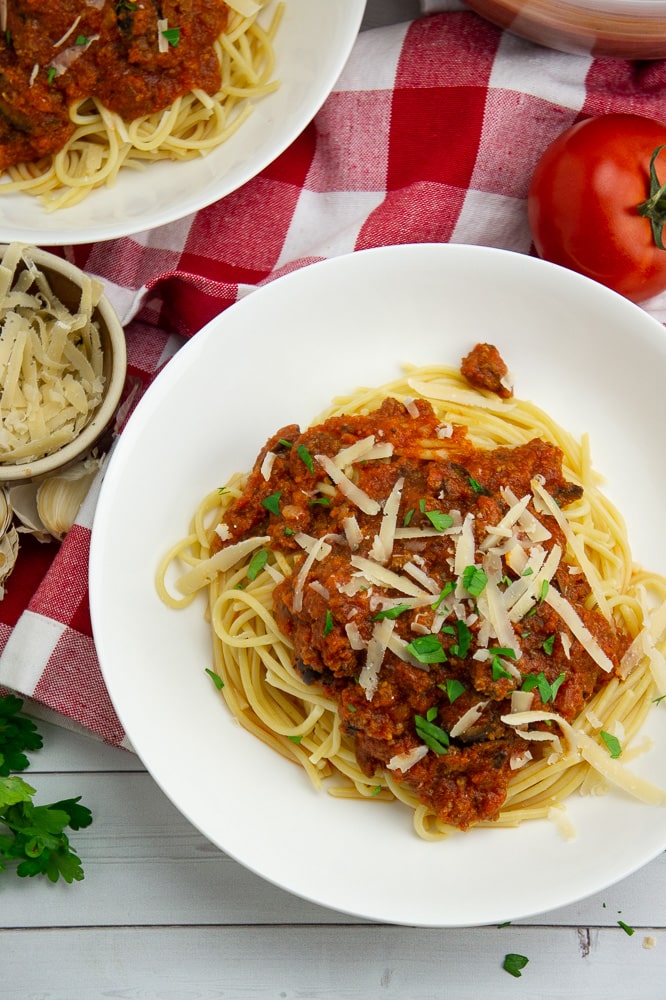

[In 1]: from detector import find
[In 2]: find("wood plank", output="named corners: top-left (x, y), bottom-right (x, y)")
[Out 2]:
top-left (0, 925), bottom-right (664, 999)
top-left (2, 772), bottom-right (665, 930)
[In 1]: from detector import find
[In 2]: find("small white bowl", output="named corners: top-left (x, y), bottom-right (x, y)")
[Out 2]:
top-left (0, 246), bottom-right (127, 483)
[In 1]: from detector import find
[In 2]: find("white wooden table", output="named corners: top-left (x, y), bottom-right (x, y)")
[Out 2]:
top-left (3, 3), bottom-right (666, 997)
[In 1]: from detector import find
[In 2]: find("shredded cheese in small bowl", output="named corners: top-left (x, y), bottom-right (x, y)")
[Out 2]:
top-left (0, 243), bottom-right (126, 482)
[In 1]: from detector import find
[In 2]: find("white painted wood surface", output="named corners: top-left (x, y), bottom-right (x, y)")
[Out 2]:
top-left (2, 3), bottom-right (665, 997)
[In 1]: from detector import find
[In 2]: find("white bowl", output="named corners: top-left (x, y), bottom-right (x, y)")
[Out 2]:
top-left (0, 246), bottom-right (127, 483)
top-left (0, 0), bottom-right (366, 246)
top-left (90, 244), bottom-right (666, 927)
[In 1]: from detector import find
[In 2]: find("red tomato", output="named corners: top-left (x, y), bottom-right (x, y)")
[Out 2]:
top-left (527, 113), bottom-right (666, 303)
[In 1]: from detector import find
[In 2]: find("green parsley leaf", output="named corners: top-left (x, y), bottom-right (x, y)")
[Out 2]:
top-left (278, 438), bottom-right (293, 448)
top-left (204, 668), bottom-right (224, 691)
top-left (618, 920), bottom-right (635, 936)
top-left (488, 646), bottom-right (517, 660)
top-left (309, 496), bottom-right (331, 506)
top-left (406, 635), bottom-right (448, 664)
top-left (414, 711), bottom-right (449, 755)
top-left (424, 509), bottom-right (455, 532)
top-left (450, 619), bottom-right (472, 659)
top-left (74, 34), bottom-right (89, 45)
top-left (403, 508), bottom-right (415, 527)
top-left (600, 730), bottom-right (622, 759)
top-left (461, 565), bottom-right (487, 597)
top-left (542, 634), bottom-right (556, 655)
top-left (247, 549), bottom-right (269, 580)
top-left (323, 609), bottom-right (334, 636)
top-left (288, 735), bottom-right (302, 744)
top-left (161, 26), bottom-right (181, 46)
top-left (373, 603), bottom-right (411, 621)
top-left (0, 694), bottom-right (43, 777)
top-left (440, 678), bottom-right (465, 704)
top-left (47, 67), bottom-right (57, 84)
top-left (491, 657), bottom-right (513, 681)
top-left (432, 581), bottom-right (455, 611)
top-left (503, 954), bottom-right (529, 978)
top-left (261, 491), bottom-right (282, 516)
top-left (539, 579), bottom-right (550, 602)
top-left (296, 444), bottom-right (314, 473)
top-left (521, 671), bottom-right (565, 704)
top-left (371, 785), bottom-right (383, 796)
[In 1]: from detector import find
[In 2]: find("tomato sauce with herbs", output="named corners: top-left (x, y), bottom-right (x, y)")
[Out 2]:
top-left (214, 351), bottom-right (627, 830)
top-left (0, 1), bottom-right (228, 170)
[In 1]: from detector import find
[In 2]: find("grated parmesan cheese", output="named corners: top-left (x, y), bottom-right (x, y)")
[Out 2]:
top-left (0, 244), bottom-right (106, 466)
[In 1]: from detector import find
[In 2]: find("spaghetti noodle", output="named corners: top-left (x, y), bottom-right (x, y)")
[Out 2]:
top-left (0, 0), bottom-right (282, 211)
top-left (158, 348), bottom-right (666, 839)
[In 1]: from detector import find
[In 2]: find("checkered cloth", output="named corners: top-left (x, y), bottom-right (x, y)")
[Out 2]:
top-left (1, 7), bottom-right (666, 749)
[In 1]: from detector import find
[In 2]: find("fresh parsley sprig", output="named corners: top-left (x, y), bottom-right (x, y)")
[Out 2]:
top-left (0, 695), bottom-right (93, 884)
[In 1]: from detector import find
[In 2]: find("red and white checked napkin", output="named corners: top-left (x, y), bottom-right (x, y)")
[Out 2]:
top-left (1, 8), bottom-right (665, 749)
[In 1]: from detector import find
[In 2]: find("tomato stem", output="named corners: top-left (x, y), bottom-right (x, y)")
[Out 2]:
top-left (637, 144), bottom-right (666, 251)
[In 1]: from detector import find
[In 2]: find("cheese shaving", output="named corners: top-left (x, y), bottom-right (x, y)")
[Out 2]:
top-left (369, 477), bottom-right (403, 564)
top-left (315, 453), bottom-right (381, 515)
top-left (177, 536), bottom-right (270, 594)
top-left (544, 586), bottom-right (615, 673)
top-left (350, 554), bottom-right (431, 598)
top-left (359, 617), bottom-right (395, 699)
top-left (531, 479), bottom-right (612, 621)
top-left (449, 700), bottom-right (488, 738)
top-left (387, 745), bottom-right (428, 772)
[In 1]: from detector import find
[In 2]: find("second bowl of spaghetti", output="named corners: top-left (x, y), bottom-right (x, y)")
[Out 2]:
top-left (90, 243), bottom-right (666, 927)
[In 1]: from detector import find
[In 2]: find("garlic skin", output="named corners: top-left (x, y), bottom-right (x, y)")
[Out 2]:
top-left (36, 457), bottom-right (103, 542)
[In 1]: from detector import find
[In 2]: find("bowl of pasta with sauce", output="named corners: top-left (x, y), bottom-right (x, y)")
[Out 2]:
top-left (0, 242), bottom-right (127, 483)
top-left (0, 0), bottom-right (367, 246)
top-left (90, 243), bottom-right (666, 927)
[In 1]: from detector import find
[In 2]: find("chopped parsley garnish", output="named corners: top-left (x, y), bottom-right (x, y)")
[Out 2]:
top-left (439, 678), bottom-right (465, 704)
top-left (288, 735), bottom-right (302, 744)
top-left (450, 619), bottom-right (472, 659)
top-left (542, 634), bottom-right (556, 655)
top-left (432, 581), bottom-right (455, 610)
top-left (492, 658), bottom-right (513, 681)
top-left (618, 920), bottom-right (635, 936)
top-left (539, 579), bottom-right (550, 602)
top-left (247, 549), bottom-right (269, 580)
top-left (373, 603), bottom-right (411, 621)
top-left (462, 565), bottom-right (487, 597)
top-left (161, 26), bottom-right (181, 46)
top-left (75, 34), bottom-right (89, 45)
top-left (323, 609), bottom-right (334, 636)
top-left (278, 438), bottom-right (293, 448)
top-left (414, 707), bottom-right (449, 755)
top-left (46, 67), bottom-right (57, 85)
top-left (421, 508), bottom-right (454, 531)
top-left (468, 476), bottom-right (484, 493)
top-left (503, 954), bottom-right (529, 978)
top-left (296, 444), bottom-right (314, 473)
top-left (204, 668), bottom-right (224, 691)
top-left (403, 508), bottom-right (415, 527)
top-left (406, 635), bottom-right (448, 664)
top-left (600, 730), bottom-right (622, 759)
top-left (309, 496), bottom-right (330, 506)
top-left (261, 491), bottom-right (282, 516)
top-left (521, 671), bottom-right (565, 704)
top-left (284, 526), bottom-right (295, 536)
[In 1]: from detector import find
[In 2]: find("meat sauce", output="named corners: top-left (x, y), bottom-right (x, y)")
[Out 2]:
top-left (0, 1), bottom-right (228, 170)
top-left (214, 350), bottom-right (627, 830)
